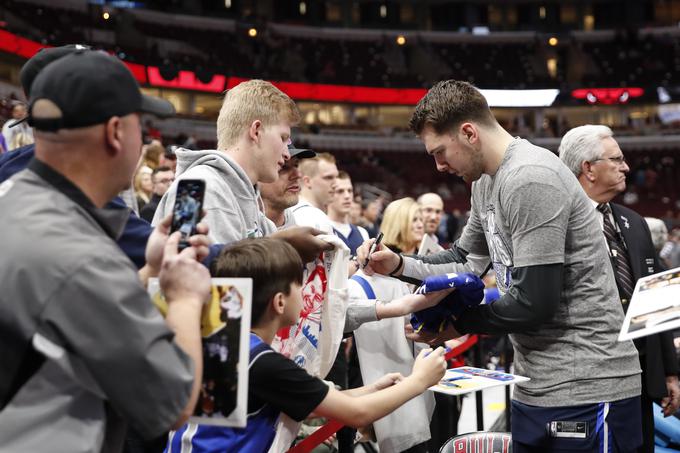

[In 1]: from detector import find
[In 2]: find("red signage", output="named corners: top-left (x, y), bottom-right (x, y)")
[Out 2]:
top-left (0, 30), bottom-right (427, 104)
top-left (125, 61), bottom-right (147, 84)
top-left (0, 29), bottom-right (44, 58)
top-left (227, 77), bottom-right (427, 105)
top-left (147, 66), bottom-right (225, 93)
top-left (571, 87), bottom-right (644, 105)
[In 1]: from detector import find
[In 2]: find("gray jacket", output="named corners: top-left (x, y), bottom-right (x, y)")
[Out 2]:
top-left (153, 148), bottom-right (276, 244)
top-left (0, 160), bottom-right (193, 452)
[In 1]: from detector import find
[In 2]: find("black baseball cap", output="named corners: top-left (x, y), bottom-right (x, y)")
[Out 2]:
top-left (288, 143), bottom-right (315, 159)
top-left (20, 44), bottom-right (91, 97)
top-left (27, 50), bottom-right (175, 132)
top-left (9, 45), bottom-right (91, 129)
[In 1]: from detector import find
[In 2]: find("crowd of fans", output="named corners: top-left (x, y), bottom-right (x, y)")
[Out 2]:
top-left (2, 41), bottom-right (680, 453)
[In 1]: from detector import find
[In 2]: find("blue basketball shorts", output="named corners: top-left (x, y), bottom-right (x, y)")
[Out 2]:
top-left (511, 396), bottom-right (642, 453)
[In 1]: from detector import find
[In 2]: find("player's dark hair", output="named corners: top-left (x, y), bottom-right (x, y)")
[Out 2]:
top-left (409, 80), bottom-right (495, 135)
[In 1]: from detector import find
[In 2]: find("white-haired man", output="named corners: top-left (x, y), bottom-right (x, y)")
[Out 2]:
top-left (559, 124), bottom-right (680, 453)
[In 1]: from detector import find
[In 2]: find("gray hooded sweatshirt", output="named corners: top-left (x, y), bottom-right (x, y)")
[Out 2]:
top-left (152, 148), bottom-right (276, 244)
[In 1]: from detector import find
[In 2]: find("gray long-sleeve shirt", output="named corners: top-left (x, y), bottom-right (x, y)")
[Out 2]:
top-left (401, 139), bottom-right (641, 407)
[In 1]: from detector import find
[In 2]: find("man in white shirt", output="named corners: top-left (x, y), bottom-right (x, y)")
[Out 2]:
top-left (287, 152), bottom-right (338, 233)
top-left (327, 171), bottom-right (369, 256)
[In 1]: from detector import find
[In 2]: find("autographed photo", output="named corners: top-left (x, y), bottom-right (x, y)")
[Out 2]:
top-left (148, 278), bottom-right (252, 427)
top-left (429, 366), bottom-right (529, 396)
top-left (619, 267), bottom-right (680, 342)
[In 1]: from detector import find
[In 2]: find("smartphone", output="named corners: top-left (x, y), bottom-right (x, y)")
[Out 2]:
top-left (363, 232), bottom-right (384, 268)
top-left (170, 179), bottom-right (205, 250)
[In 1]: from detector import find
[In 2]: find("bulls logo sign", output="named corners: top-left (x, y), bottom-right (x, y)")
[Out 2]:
top-left (441, 432), bottom-right (512, 453)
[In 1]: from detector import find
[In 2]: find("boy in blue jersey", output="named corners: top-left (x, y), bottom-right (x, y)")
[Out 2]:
top-left (167, 238), bottom-right (447, 453)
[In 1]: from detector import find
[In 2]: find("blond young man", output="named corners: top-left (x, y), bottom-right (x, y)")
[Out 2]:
top-left (152, 80), bottom-right (298, 243)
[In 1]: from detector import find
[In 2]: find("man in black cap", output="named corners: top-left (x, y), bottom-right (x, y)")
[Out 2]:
top-left (0, 50), bottom-right (211, 453)
top-left (0, 44), bottom-right (157, 269)
top-left (260, 143), bottom-right (316, 229)
top-left (0, 45), bottom-right (90, 174)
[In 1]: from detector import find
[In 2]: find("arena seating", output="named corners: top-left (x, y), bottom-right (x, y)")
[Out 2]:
top-left (5, 0), bottom-right (680, 89)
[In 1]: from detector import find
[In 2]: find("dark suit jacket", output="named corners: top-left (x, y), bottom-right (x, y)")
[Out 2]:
top-left (611, 203), bottom-right (678, 399)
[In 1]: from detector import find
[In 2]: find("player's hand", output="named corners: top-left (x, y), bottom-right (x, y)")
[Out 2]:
top-left (356, 238), bottom-right (400, 276)
top-left (160, 232), bottom-right (211, 308)
top-left (410, 347), bottom-right (447, 388)
top-left (271, 226), bottom-right (334, 262)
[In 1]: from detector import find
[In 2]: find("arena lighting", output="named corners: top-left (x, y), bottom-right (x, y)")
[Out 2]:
top-left (657, 87), bottom-right (672, 104)
top-left (248, 28), bottom-right (257, 37)
top-left (88, 0), bottom-right (143, 7)
top-left (396, 35), bottom-right (406, 46)
top-left (548, 36), bottom-right (558, 46)
top-left (571, 87), bottom-right (644, 105)
top-left (478, 89), bottom-right (560, 107)
top-left (103, 12), bottom-right (110, 20)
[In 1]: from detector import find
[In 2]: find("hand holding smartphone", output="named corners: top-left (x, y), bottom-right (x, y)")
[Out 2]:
top-left (170, 179), bottom-right (206, 250)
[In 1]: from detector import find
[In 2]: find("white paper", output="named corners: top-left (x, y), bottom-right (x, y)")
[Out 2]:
top-left (418, 234), bottom-right (444, 256)
top-left (429, 366), bottom-right (529, 396)
top-left (618, 267), bottom-right (680, 342)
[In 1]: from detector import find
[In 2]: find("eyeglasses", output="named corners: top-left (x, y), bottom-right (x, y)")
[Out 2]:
top-left (590, 155), bottom-right (626, 165)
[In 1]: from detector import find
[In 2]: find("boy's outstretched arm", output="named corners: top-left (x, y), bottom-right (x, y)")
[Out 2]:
top-left (341, 372), bottom-right (404, 397)
top-left (312, 347), bottom-right (446, 428)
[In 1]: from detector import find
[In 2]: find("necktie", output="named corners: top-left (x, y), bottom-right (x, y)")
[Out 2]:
top-left (597, 203), bottom-right (635, 305)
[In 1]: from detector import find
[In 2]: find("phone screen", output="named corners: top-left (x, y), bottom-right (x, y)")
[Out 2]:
top-left (170, 179), bottom-right (205, 249)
